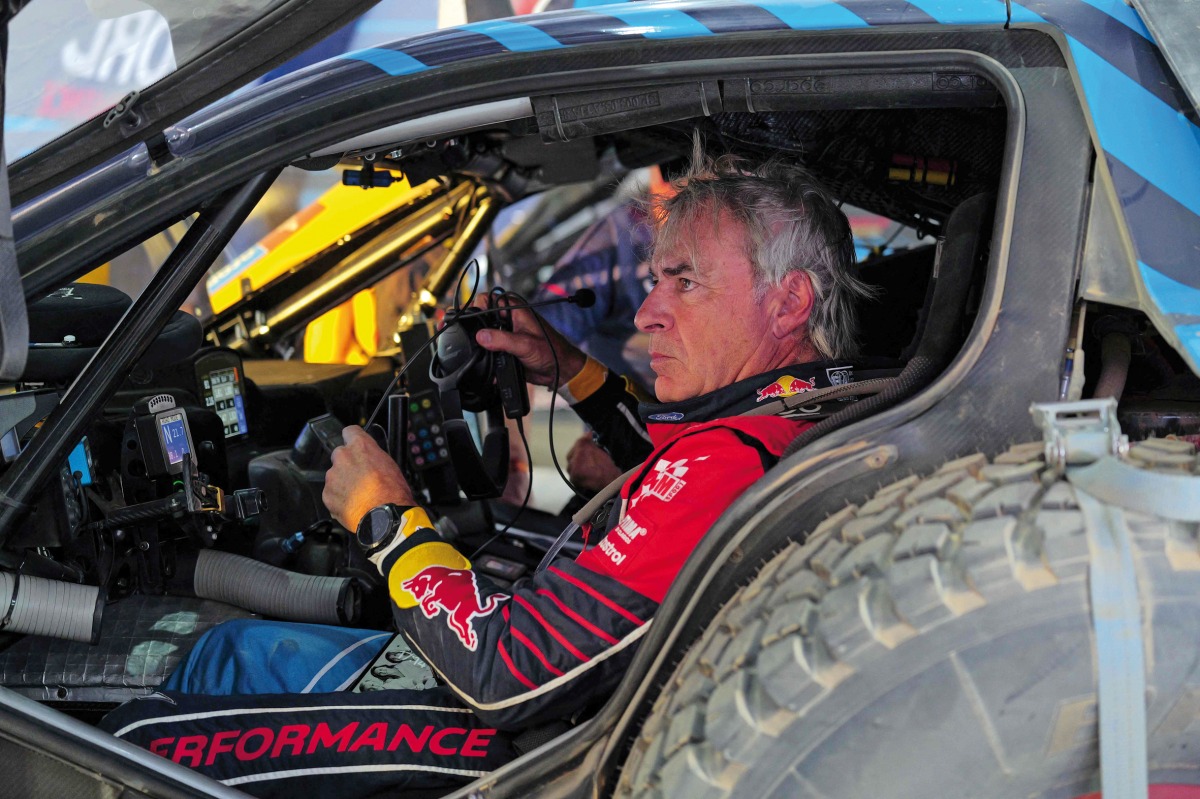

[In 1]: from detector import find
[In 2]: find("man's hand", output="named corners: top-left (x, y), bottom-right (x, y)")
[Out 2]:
top-left (323, 425), bottom-right (417, 531)
top-left (566, 434), bottom-right (624, 494)
top-left (471, 296), bottom-right (587, 389)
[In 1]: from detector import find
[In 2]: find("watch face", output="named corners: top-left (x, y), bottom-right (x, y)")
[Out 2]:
top-left (359, 506), bottom-right (396, 550)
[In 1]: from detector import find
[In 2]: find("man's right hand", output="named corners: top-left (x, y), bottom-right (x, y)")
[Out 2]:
top-left (323, 425), bottom-right (417, 533)
top-left (472, 296), bottom-right (587, 390)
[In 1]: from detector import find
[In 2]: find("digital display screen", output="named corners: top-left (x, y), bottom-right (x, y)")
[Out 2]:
top-left (67, 437), bottom-right (94, 486)
top-left (202, 365), bottom-right (248, 438)
top-left (158, 412), bottom-right (191, 465)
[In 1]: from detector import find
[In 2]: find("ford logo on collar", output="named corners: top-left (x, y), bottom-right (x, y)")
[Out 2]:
top-left (647, 412), bottom-right (685, 422)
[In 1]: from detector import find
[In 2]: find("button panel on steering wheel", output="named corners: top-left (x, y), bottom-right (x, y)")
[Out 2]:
top-left (405, 390), bottom-right (450, 471)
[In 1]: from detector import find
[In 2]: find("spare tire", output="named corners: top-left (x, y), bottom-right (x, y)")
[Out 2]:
top-left (618, 440), bottom-right (1200, 799)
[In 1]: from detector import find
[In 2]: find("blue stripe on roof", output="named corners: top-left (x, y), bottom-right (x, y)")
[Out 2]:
top-left (594, 6), bottom-right (715, 37)
top-left (904, 0), bottom-right (1024, 24)
top-left (460, 18), bottom-right (566, 51)
top-left (342, 47), bottom-right (430, 76)
top-left (1106, 155), bottom-right (1200, 290)
top-left (573, 0), bottom-right (632, 5)
top-left (1070, 41), bottom-right (1200, 218)
top-left (1138, 262), bottom-right (1200, 317)
top-left (838, 0), bottom-right (937, 25)
top-left (1076, 0), bottom-right (1153, 42)
top-left (1020, 1), bottom-right (1190, 117)
top-left (1177, 323), bottom-right (1200, 366)
top-left (744, 0), bottom-right (869, 29)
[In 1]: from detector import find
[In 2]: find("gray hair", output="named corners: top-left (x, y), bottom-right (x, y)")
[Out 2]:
top-left (648, 150), bottom-right (873, 360)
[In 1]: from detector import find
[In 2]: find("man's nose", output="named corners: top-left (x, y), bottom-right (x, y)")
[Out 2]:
top-left (634, 286), bottom-right (669, 333)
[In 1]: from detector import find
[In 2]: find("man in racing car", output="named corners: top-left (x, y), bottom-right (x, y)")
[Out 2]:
top-left (101, 152), bottom-right (883, 797)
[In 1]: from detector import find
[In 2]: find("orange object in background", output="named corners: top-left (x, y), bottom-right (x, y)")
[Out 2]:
top-left (206, 170), bottom-right (418, 364)
top-left (77, 264), bottom-right (110, 285)
top-left (303, 289), bottom-right (381, 365)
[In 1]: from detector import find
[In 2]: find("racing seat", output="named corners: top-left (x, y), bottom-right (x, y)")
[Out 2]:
top-left (855, 244), bottom-right (937, 361)
top-left (786, 193), bottom-right (995, 454)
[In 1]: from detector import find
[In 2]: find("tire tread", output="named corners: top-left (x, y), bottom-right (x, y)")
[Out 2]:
top-left (618, 440), bottom-right (1200, 798)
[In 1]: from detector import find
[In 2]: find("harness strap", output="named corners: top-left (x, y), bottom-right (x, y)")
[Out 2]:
top-left (742, 376), bottom-right (895, 417)
top-left (1071, 483), bottom-right (1148, 799)
top-left (534, 464), bottom-right (639, 574)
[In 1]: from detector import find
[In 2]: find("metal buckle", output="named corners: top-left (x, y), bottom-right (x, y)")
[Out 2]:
top-left (1030, 397), bottom-right (1129, 471)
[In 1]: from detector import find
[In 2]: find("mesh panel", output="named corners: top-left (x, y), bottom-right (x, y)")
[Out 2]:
top-left (665, 106), bottom-right (1007, 231)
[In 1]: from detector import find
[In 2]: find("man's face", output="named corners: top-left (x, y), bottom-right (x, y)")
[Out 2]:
top-left (635, 209), bottom-right (800, 402)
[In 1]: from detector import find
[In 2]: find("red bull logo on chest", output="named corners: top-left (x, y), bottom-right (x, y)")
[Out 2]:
top-left (756, 375), bottom-right (817, 402)
top-left (401, 566), bottom-right (506, 651)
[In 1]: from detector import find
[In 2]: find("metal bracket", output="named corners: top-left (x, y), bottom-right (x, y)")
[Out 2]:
top-left (102, 90), bottom-right (142, 129)
top-left (1030, 397), bottom-right (1129, 470)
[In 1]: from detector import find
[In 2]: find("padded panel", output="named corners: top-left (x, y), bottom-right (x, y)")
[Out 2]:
top-left (27, 283), bottom-right (130, 347)
top-left (0, 595), bottom-right (256, 703)
top-left (23, 309), bottom-right (202, 384)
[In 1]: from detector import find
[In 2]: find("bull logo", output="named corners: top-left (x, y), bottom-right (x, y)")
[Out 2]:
top-left (401, 566), bottom-right (505, 651)
top-left (756, 375), bottom-right (817, 402)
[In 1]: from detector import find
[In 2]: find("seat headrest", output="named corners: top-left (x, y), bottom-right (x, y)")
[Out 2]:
top-left (23, 284), bottom-right (202, 383)
top-left (28, 283), bottom-right (131, 347)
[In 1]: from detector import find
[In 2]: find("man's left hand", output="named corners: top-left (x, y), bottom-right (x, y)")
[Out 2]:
top-left (566, 434), bottom-right (623, 493)
top-left (323, 425), bottom-right (417, 531)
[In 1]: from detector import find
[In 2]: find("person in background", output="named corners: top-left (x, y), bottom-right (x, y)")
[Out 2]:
top-left (533, 168), bottom-right (672, 499)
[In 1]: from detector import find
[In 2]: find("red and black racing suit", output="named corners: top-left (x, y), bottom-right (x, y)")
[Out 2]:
top-left (102, 357), bottom-right (881, 796)
top-left (380, 356), bottom-right (837, 729)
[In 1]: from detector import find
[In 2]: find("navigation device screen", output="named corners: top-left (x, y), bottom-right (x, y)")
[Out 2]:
top-left (202, 365), bottom-right (248, 438)
top-left (158, 412), bottom-right (191, 465)
top-left (68, 437), bottom-right (94, 486)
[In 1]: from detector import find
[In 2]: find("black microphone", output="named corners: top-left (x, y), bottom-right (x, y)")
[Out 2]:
top-left (566, 288), bottom-right (596, 309)
top-left (469, 288), bottom-right (596, 315)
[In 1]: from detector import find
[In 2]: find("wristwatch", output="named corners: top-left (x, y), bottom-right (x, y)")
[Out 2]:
top-left (355, 503), bottom-right (414, 554)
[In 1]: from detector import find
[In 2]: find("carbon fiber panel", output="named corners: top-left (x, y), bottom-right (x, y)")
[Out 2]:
top-left (0, 734), bottom-right (122, 799)
top-left (0, 596), bottom-right (256, 703)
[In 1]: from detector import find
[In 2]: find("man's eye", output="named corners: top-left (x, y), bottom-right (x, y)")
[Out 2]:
top-left (679, 278), bottom-right (695, 291)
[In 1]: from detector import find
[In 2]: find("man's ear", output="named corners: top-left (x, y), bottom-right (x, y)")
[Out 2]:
top-left (771, 270), bottom-right (815, 339)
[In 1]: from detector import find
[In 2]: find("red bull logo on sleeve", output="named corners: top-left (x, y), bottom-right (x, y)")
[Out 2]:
top-left (756, 375), bottom-right (817, 402)
top-left (401, 567), bottom-right (506, 651)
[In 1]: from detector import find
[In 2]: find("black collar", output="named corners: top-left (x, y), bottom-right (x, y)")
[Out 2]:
top-left (638, 359), bottom-right (898, 426)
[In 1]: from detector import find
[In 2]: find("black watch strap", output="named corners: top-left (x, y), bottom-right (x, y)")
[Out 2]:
top-left (356, 503), bottom-right (416, 553)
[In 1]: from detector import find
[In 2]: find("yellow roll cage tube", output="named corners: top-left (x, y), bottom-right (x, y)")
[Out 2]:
top-left (203, 172), bottom-right (497, 364)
